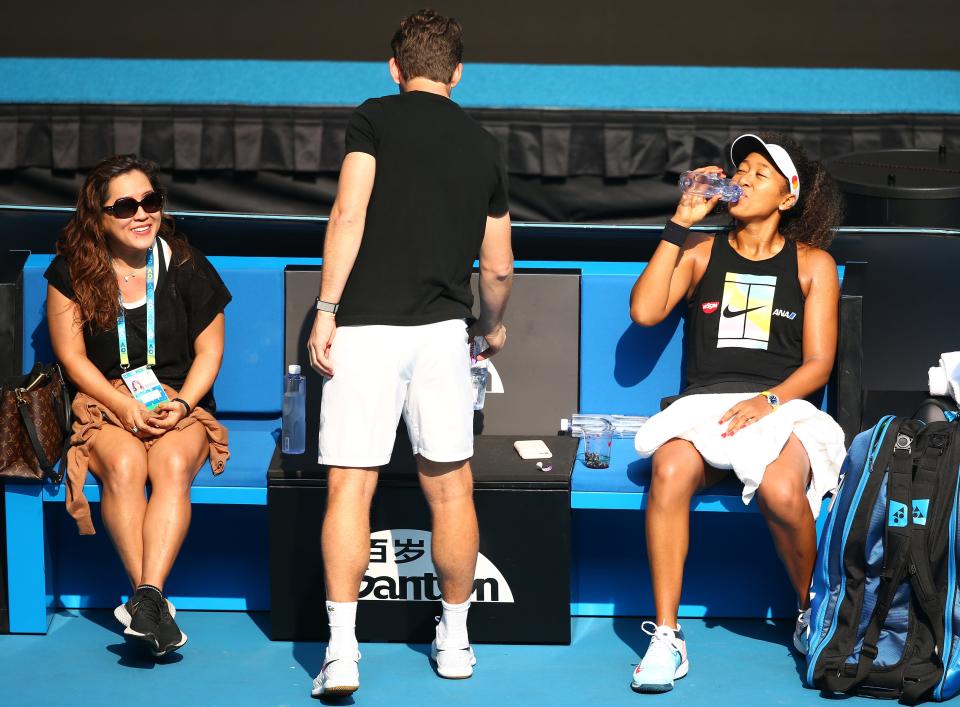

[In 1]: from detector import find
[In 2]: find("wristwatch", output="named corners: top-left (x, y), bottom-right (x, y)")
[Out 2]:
top-left (759, 390), bottom-right (781, 410)
top-left (315, 298), bottom-right (339, 314)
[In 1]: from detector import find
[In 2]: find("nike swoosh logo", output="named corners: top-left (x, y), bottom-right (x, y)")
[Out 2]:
top-left (722, 304), bottom-right (766, 318)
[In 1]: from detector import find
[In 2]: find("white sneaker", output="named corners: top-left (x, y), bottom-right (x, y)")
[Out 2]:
top-left (430, 620), bottom-right (476, 679)
top-left (311, 646), bottom-right (360, 698)
top-left (631, 622), bottom-right (689, 693)
top-left (793, 608), bottom-right (811, 655)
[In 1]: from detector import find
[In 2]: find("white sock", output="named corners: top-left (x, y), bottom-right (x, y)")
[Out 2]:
top-left (326, 601), bottom-right (358, 653)
top-left (439, 599), bottom-right (471, 644)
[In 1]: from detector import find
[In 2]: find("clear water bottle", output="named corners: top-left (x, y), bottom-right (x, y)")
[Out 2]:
top-left (678, 171), bottom-right (742, 202)
top-left (561, 413), bottom-right (648, 438)
top-left (282, 364), bottom-right (306, 454)
top-left (470, 336), bottom-right (489, 411)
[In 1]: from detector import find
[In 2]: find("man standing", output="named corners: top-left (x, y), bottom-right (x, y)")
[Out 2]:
top-left (306, 9), bottom-right (513, 698)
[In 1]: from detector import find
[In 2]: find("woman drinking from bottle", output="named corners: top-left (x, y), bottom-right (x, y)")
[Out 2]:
top-left (46, 154), bottom-right (231, 658)
top-left (627, 133), bottom-right (846, 693)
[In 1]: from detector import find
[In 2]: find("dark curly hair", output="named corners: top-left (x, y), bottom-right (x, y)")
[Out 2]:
top-left (748, 132), bottom-right (844, 250)
top-left (56, 154), bottom-right (190, 332)
top-left (391, 9), bottom-right (463, 84)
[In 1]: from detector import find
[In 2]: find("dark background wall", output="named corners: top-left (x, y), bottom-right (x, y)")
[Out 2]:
top-left (1, 0), bottom-right (957, 69)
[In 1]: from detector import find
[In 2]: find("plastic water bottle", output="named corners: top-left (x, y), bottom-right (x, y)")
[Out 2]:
top-left (470, 337), bottom-right (489, 411)
top-left (282, 364), bottom-right (306, 454)
top-left (678, 171), bottom-right (742, 202)
top-left (560, 413), bottom-right (649, 438)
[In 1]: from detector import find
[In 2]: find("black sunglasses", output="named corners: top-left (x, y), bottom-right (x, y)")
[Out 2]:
top-left (103, 191), bottom-right (164, 219)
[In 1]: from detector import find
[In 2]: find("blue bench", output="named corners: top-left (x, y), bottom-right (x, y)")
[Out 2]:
top-left (4, 252), bottom-right (859, 630)
top-left (4, 255), bottom-right (285, 632)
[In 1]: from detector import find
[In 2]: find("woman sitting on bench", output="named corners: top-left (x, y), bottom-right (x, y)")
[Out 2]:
top-left (627, 133), bottom-right (846, 694)
top-left (46, 154), bottom-right (231, 658)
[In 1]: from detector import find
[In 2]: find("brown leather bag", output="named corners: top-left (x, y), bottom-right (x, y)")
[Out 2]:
top-left (0, 363), bottom-right (71, 483)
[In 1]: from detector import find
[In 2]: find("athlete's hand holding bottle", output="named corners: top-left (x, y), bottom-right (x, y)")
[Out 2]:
top-left (629, 167), bottom-right (727, 328)
top-left (672, 166), bottom-right (727, 228)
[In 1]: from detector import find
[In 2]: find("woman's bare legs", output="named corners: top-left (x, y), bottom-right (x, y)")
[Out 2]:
top-left (140, 423), bottom-right (208, 590)
top-left (647, 439), bottom-right (726, 626)
top-left (88, 426), bottom-right (149, 587)
top-left (756, 434), bottom-right (817, 609)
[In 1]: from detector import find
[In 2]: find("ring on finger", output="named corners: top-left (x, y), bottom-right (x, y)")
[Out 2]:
top-left (131, 425), bottom-right (139, 434)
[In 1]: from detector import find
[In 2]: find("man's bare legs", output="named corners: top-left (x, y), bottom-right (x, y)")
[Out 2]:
top-left (418, 455), bottom-right (478, 677)
top-left (322, 466), bottom-right (380, 602)
top-left (417, 456), bottom-right (478, 603)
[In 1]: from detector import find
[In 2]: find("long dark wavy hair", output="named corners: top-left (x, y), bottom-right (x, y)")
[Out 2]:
top-left (56, 155), bottom-right (190, 332)
top-left (733, 132), bottom-right (844, 250)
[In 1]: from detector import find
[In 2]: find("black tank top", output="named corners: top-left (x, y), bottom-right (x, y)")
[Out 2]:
top-left (681, 233), bottom-right (805, 395)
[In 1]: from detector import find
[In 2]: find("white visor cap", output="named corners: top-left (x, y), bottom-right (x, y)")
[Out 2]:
top-left (730, 133), bottom-right (800, 199)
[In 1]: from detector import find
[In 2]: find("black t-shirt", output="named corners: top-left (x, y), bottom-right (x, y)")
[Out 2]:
top-left (337, 91), bottom-right (509, 326)
top-left (44, 239), bottom-right (232, 411)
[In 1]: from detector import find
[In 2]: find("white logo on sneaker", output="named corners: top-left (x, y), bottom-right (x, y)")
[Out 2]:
top-left (359, 528), bottom-right (515, 603)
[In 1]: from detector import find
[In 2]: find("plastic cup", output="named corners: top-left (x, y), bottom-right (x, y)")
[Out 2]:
top-left (581, 422), bottom-right (613, 469)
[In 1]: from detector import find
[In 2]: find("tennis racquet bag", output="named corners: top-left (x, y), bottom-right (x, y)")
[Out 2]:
top-left (806, 414), bottom-right (960, 703)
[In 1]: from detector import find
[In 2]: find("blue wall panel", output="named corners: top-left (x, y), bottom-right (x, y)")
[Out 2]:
top-left (579, 269), bottom-right (685, 416)
top-left (2, 58), bottom-right (958, 113)
top-left (571, 508), bottom-right (796, 618)
top-left (50, 504), bottom-right (270, 611)
top-left (21, 254), bottom-right (285, 415)
top-left (207, 257), bottom-right (284, 415)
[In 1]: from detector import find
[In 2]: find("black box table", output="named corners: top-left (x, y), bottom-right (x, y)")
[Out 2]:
top-left (268, 434), bottom-right (576, 644)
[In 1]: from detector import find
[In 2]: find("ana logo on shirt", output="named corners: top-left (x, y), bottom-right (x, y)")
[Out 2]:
top-left (773, 308), bottom-right (797, 320)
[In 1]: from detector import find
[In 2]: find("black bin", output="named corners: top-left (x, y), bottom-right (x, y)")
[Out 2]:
top-left (268, 434), bottom-right (576, 644)
top-left (828, 148), bottom-right (960, 228)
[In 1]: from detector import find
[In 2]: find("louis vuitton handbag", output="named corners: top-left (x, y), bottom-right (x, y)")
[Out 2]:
top-left (0, 362), bottom-right (71, 483)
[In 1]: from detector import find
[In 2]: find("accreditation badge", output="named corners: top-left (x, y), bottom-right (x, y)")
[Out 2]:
top-left (121, 365), bottom-right (170, 410)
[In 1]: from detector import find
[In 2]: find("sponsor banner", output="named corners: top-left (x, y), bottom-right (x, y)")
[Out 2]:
top-left (360, 529), bottom-right (514, 603)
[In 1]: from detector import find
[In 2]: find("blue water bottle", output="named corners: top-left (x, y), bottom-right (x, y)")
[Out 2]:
top-left (282, 364), bottom-right (306, 454)
top-left (678, 171), bottom-right (743, 202)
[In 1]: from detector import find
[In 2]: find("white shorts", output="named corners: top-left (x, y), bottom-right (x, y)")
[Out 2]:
top-left (318, 319), bottom-right (474, 467)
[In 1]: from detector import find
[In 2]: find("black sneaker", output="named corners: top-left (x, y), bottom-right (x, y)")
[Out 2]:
top-left (123, 586), bottom-right (163, 651)
top-left (114, 595), bottom-right (176, 628)
top-left (153, 598), bottom-right (188, 657)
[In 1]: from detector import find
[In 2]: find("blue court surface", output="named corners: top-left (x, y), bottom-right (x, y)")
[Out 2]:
top-left (0, 611), bottom-right (890, 706)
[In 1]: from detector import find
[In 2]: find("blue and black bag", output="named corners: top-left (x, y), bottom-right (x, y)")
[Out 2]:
top-left (806, 414), bottom-right (960, 703)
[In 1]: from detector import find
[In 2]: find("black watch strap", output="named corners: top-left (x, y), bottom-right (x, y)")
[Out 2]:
top-left (315, 298), bottom-right (339, 314)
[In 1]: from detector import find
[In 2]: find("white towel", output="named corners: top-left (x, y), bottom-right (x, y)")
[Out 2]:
top-left (635, 393), bottom-right (847, 518)
top-left (942, 352), bottom-right (960, 404)
top-left (929, 366), bottom-right (950, 397)
top-left (928, 352), bottom-right (960, 405)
